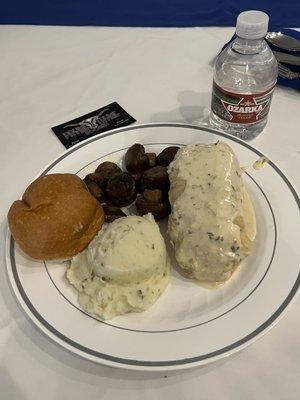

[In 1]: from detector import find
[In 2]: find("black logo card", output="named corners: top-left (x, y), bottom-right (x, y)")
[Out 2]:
top-left (52, 102), bottom-right (136, 149)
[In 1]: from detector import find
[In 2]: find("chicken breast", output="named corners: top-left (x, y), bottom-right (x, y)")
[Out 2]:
top-left (168, 142), bottom-right (256, 285)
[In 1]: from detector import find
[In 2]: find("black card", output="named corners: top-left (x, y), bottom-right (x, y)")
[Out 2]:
top-left (52, 102), bottom-right (136, 149)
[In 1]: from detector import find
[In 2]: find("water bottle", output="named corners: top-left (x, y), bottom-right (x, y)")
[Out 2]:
top-left (210, 10), bottom-right (278, 140)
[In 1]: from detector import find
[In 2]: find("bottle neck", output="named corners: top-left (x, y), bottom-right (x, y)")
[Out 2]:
top-left (232, 36), bottom-right (265, 55)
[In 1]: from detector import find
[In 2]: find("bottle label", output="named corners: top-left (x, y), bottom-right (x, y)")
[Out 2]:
top-left (211, 82), bottom-right (275, 124)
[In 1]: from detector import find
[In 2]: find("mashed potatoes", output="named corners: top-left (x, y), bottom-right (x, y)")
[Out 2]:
top-left (67, 214), bottom-right (170, 320)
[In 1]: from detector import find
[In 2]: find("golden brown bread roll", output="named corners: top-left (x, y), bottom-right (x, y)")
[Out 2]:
top-left (8, 173), bottom-right (104, 260)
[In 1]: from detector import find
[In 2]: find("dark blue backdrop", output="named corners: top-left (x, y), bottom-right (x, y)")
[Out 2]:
top-left (1, 0), bottom-right (299, 27)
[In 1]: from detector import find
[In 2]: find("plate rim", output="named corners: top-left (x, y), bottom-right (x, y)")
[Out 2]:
top-left (5, 122), bottom-right (300, 371)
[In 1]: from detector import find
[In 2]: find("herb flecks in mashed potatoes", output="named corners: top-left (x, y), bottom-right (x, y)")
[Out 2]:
top-left (67, 214), bottom-right (170, 320)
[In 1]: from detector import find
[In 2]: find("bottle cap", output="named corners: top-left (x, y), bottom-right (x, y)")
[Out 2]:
top-left (236, 10), bottom-right (269, 39)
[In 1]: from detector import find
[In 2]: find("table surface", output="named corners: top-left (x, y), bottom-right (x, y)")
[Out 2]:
top-left (0, 25), bottom-right (299, 400)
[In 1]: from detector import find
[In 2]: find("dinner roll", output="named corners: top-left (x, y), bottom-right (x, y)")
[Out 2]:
top-left (8, 173), bottom-right (104, 260)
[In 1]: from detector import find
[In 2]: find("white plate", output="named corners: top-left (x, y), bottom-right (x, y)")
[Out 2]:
top-left (6, 123), bottom-right (299, 371)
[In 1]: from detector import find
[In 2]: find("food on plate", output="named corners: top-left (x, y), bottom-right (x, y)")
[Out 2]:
top-left (67, 214), bottom-right (170, 320)
top-left (144, 189), bottom-right (163, 203)
top-left (82, 144), bottom-right (172, 221)
top-left (83, 175), bottom-right (104, 201)
top-left (168, 142), bottom-right (256, 284)
top-left (94, 161), bottom-right (122, 189)
top-left (125, 144), bottom-right (150, 174)
top-left (83, 162), bottom-right (122, 202)
top-left (157, 146), bottom-right (180, 167)
top-left (132, 173), bottom-right (143, 193)
top-left (141, 166), bottom-right (170, 192)
top-left (106, 172), bottom-right (137, 206)
top-left (135, 196), bottom-right (170, 220)
top-left (8, 173), bottom-right (104, 260)
top-left (102, 204), bottom-right (126, 223)
top-left (253, 156), bottom-right (269, 170)
top-left (127, 151), bottom-right (172, 220)
top-left (146, 152), bottom-right (156, 167)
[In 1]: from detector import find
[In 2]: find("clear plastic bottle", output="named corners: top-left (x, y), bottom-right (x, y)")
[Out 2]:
top-left (210, 10), bottom-right (278, 140)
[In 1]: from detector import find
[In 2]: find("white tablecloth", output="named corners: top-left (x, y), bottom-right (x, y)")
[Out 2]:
top-left (0, 25), bottom-right (299, 400)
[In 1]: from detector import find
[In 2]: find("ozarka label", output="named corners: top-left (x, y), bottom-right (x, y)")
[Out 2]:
top-left (211, 82), bottom-right (275, 124)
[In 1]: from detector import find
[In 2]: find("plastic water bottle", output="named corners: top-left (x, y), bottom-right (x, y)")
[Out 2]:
top-left (210, 10), bottom-right (278, 140)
